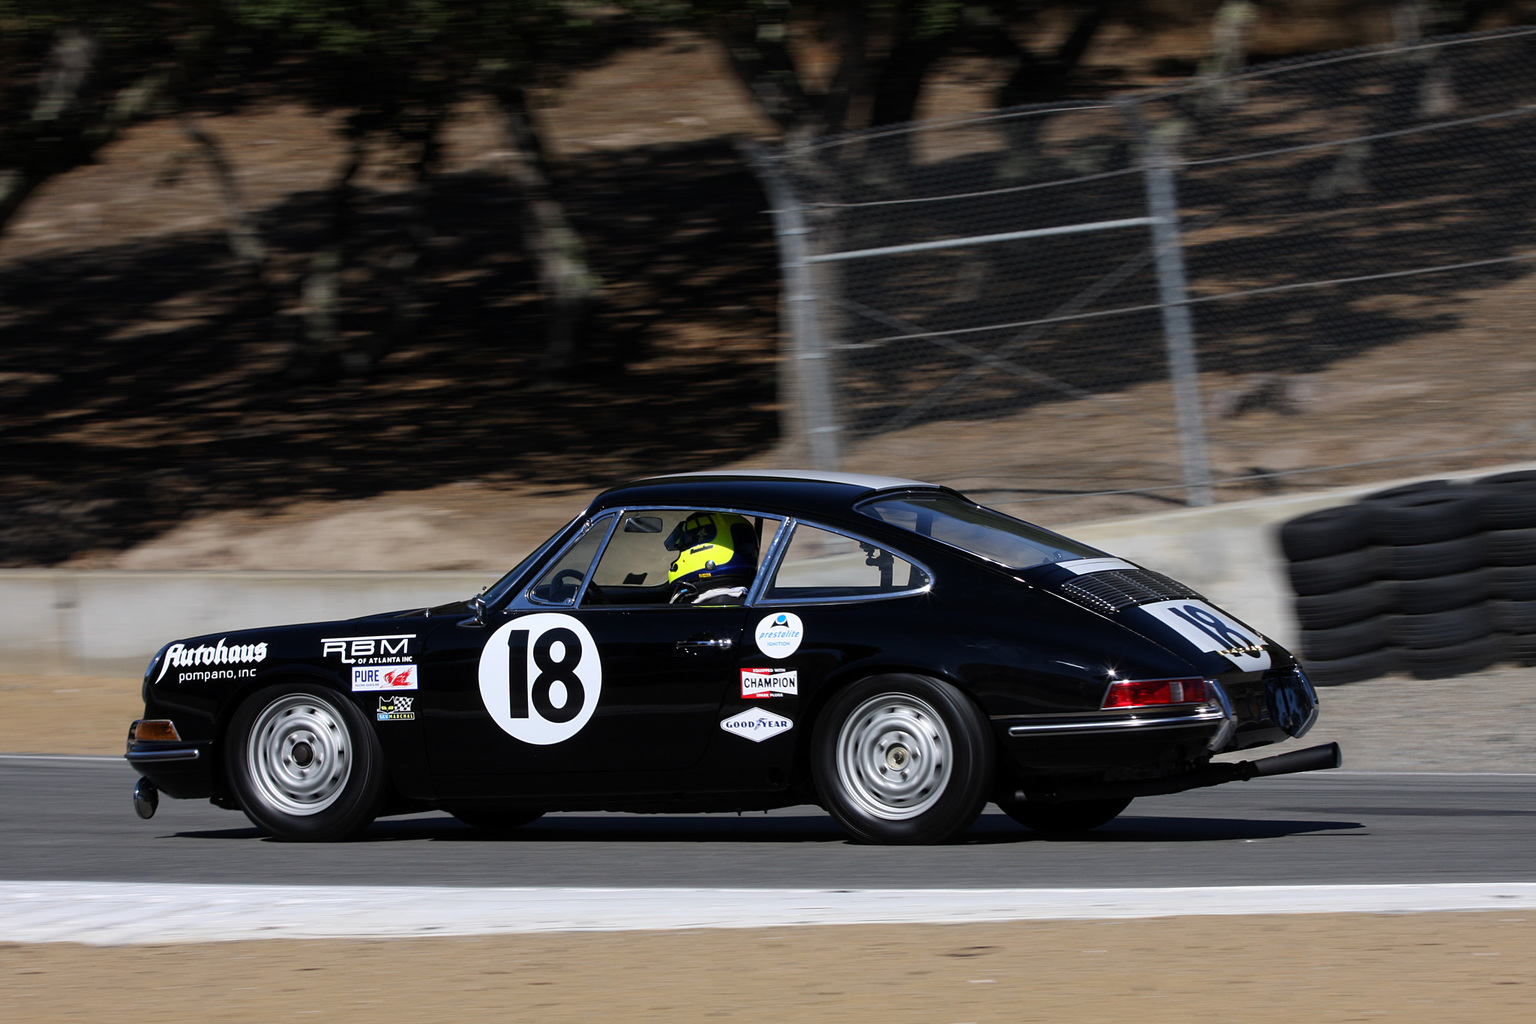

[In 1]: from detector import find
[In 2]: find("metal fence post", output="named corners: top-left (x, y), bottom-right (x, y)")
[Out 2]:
top-left (740, 142), bottom-right (843, 471)
top-left (1122, 102), bottom-right (1215, 507)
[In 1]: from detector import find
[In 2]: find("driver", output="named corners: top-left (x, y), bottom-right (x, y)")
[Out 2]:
top-left (664, 512), bottom-right (759, 604)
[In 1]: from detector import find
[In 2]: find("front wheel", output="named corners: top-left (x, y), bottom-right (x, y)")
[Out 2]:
top-left (812, 674), bottom-right (993, 845)
top-left (996, 795), bottom-right (1132, 836)
top-left (228, 683), bottom-right (386, 841)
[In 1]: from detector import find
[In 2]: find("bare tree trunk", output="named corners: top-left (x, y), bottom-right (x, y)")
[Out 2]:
top-left (178, 115), bottom-right (271, 292)
top-left (1, 29), bottom-right (99, 234)
top-left (2, 27), bottom-right (168, 240)
top-left (292, 137), bottom-right (366, 381)
top-left (497, 88), bottom-right (600, 374)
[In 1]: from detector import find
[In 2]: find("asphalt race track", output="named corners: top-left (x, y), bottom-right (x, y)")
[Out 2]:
top-left (3, 756), bottom-right (1534, 889)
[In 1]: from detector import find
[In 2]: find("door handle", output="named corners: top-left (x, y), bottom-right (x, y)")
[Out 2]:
top-left (677, 638), bottom-right (734, 651)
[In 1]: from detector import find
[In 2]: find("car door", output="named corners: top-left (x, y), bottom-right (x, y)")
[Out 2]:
top-left (420, 509), bottom-right (768, 793)
top-left (696, 518), bottom-right (935, 790)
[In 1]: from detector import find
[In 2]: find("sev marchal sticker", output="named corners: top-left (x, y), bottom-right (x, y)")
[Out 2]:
top-left (741, 667), bottom-right (798, 698)
top-left (1140, 599), bottom-right (1272, 672)
top-left (754, 612), bottom-right (804, 659)
top-left (720, 707), bottom-right (793, 742)
top-left (478, 612), bottom-right (602, 745)
top-left (376, 695), bottom-right (415, 721)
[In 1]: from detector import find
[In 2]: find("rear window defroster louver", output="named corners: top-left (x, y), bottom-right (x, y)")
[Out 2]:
top-left (1057, 568), bottom-right (1203, 614)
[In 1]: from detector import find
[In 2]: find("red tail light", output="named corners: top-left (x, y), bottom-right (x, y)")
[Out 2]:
top-left (1102, 677), bottom-right (1209, 709)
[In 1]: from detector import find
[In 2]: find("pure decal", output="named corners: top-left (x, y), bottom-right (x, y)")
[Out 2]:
top-left (478, 612), bottom-right (602, 745)
top-left (754, 612), bottom-right (804, 658)
top-left (720, 707), bottom-right (793, 742)
top-left (156, 638), bottom-right (268, 683)
top-left (321, 634), bottom-right (415, 665)
top-left (352, 664), bottom-right (418, 692)
top-left (1141, 600), bottom-right (1272, 672)
top-left (740, 667), bottom-right (798, 699)
top-left (377, 695), bottom-right (415, 721)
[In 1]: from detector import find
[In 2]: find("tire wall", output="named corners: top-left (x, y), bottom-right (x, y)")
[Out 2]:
top-left (1279, 473), bottom-right (1536, 685)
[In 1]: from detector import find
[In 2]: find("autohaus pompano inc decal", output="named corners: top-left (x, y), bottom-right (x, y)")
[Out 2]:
top-left (156, 639), bottom-right (268, 682)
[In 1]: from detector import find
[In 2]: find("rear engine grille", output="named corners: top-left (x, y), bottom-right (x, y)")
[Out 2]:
top-left (1058, 568), bottom-right (1202, 614)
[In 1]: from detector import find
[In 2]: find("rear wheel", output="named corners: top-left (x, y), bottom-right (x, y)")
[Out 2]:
top-left (996, 796), bottom-right (1132, 835)
top-left (228, 684), bottom-right (386, 841)
top-left (812, 674), bottom-right (993, 845)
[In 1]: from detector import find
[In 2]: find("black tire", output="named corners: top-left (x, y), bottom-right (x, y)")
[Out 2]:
top-left (1402, 635), bottom-right (1504, 679)
top-left (1287, 547), bottom-right (1383, 596)
top-left (1388, 606), bottom-right (1492, 649)
top-left (1472, 481), bottom-right (1536, 530)
top-left (1476, 470), bottom-right (1536, 488)
top-left (1300, 648), bottom-right (1397, 687)
top-left (995, 796), bottom-right (1132, 836)
top-left (227, 683), bottom-right (386, 841)
top-left (1278, 505), bottom-right (1372, 563)
top-left (1504, 633), bottom-right (1536, 666)
top-left (1488, 566), bottom-right (1536, 600)
top-left (1385, 533), bottom-right (1488, 580)
top-left (1362, 479), bottom-right (1453, 503)
top-left (449, 808), bottom-right (546, 834)
top-left (1486, 528), bottom-right (1536, 567)
top-left (1295, 581), bottom-right (1394, 630)
top-left (1366, 489), bottom-right (1481, 546)
top-left (812, 674), bottom-right (993, 845)
top-left (1299, 616), bottom-right (1394, 661)
top-left (1490, 599), bottom-right (1536, 634)
top-left (1394, 569), bottom-right (1492, 614)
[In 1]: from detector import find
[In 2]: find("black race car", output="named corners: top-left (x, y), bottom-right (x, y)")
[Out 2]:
top-left (126, 471), bottom-right (1338, 844)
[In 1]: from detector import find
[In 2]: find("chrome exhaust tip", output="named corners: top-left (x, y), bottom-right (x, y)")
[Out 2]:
top-left (133, 777), bottom-right (159, 819)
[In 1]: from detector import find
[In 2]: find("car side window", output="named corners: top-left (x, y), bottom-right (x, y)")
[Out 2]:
top-left (582, 510), bottom-right (783, 607)
top-left (763, 523), bottom-right (929, 602)
top-left (527, 522), bottom-right (610, 605)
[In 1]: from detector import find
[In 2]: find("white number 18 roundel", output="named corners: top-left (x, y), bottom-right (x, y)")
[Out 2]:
top-left (478, 613), bottom-right (602, 745)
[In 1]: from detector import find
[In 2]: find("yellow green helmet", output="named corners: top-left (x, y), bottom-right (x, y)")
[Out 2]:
top-left (665, 512), bottom-right (758, 592)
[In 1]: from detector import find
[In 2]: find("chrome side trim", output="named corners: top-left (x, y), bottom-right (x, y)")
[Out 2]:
top-left (1006, 705), bottom-right (1226, 737)
top-left (1206, 680), bottom-right (1237, 752)
top-left (125, 748), bottom-right (202, 763)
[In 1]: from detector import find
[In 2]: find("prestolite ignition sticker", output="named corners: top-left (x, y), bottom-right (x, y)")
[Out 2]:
top-left (754, 612), bottom-right (804, 658)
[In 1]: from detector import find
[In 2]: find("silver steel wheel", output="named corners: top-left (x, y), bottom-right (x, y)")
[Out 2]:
top-left (835, 692), bottom-right (953, 821)
top-left (245, 693), bottom-right (353, 816)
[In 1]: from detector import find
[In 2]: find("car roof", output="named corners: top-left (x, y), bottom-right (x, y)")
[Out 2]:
top-left (590, 470), bottom-right (950, 520)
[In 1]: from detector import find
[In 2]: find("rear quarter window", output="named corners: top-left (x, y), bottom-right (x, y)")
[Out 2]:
top-left (763, 523), bottom-right (929, 602)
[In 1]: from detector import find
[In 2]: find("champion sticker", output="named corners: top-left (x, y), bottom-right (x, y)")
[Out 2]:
top-left (1141, 599), bottom-right (1272, 672)
top-left (720, 707), bottom-right (793, 742)
top-left (754, 612), bottom-right (804, 659)
top-left (741, 668), bottom-right (798, 699)
top-left (352, 664), bottom-right (418, 692)
top-left (478, 612), bottom-right (602, 745)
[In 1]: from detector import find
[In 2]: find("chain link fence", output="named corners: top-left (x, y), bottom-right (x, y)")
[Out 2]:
top-left (753, 26), bottom-right (1536, 520)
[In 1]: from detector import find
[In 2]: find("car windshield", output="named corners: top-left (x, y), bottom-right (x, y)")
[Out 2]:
top-left (479, 513), bottom-right (585, 605)
top-left (858, 492), bottom-right (1104, 569)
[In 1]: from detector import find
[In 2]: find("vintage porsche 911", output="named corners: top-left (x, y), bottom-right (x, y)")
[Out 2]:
top-left (126, 471), bottom-right (1338, 844)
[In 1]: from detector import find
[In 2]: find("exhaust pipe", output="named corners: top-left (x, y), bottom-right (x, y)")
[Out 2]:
top-left (132, 777), bottom-right (159, 819)
top-left (1015, 742), bottom-right (1342, 804)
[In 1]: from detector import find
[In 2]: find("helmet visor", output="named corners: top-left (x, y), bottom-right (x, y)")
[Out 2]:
top-left (664, 514), bottom-right (718, 552)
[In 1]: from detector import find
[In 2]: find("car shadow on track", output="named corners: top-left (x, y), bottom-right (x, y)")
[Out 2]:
top-left (169, 811), bottom-right (1365, 844)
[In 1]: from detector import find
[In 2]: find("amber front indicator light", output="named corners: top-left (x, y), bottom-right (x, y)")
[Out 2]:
top-left (1101, 677), bottom-right (1209, 709)
top-left (128, 719), bottom-right (181, 743)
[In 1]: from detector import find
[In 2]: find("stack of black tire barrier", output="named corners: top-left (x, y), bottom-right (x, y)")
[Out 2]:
top-left (1279, 472), bottom-right (1536, 686)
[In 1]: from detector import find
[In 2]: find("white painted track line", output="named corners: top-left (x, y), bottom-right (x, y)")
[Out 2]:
top-left (5, 882), bottom-right (1536, 945)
